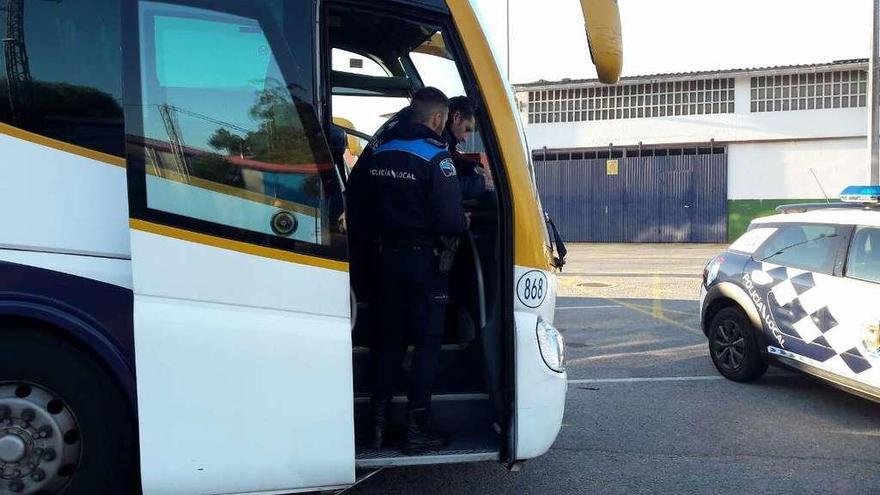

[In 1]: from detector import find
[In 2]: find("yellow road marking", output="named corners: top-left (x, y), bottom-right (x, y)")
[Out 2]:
top-left (605, 297), bottom-right (702, 336)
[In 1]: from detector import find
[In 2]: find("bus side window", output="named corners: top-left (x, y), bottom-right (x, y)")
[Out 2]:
top-left (330, 48), bottom-right (410, 138)
top-left (126, 1), bottom-right (345, 257)
top-left (0, 0), bottom-right (124, 157)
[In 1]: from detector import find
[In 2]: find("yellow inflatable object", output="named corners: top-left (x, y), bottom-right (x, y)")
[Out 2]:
top-left (580, 0), bottom-right (623, 83)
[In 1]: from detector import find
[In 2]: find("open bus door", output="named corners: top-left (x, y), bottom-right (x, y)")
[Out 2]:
top-left (120, 0), bottom-right (355, 493)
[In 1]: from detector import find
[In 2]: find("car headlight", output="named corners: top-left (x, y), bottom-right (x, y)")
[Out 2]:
top-left (536, 317), bottom-right (565, 373)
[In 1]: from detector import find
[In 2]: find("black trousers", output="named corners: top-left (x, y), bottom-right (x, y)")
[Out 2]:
top-left (372, 246), bottom-right (449, 411)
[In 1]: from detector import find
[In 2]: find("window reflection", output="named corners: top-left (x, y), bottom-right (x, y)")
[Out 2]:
top-left (129, 1), bottom-right (344, 252)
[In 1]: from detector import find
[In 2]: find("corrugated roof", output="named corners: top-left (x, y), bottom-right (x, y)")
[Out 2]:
top-left (513, 58), bottom-right (869, 90)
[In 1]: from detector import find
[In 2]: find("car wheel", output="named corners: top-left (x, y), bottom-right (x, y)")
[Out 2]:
top-left (0, 327), bottom-right (138, 494)
top-left (708, 307), bottom-right (768, 382)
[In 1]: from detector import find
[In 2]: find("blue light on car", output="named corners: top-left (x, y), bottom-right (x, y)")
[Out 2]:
top-left (840, 185), bottom-right (880, 204)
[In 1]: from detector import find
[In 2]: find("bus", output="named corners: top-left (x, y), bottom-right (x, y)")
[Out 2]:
top-left (0, 0), bottom-right (622, 493)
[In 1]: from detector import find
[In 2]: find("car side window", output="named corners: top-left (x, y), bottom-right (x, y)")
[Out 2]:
top-left (846, 226), bottom-right (880, 284)
top-left (754, 224), bottom-right (843, 275)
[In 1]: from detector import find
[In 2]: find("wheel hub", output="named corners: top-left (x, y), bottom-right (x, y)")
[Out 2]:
top-left (0, 433), bottom-right (27, 464)
top-left (0, 384), bottom-right (81, 494)
top-left (714, 320), bottom-right (745, 370)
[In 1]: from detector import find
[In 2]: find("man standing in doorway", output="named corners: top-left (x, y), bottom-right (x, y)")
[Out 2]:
top-left (443, 96), bottom-right (489, 201)
top-left (347, 87), bottom-right (468, 454)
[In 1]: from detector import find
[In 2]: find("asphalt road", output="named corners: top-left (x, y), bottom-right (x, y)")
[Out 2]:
top-left (348, 296), bottom-right (880, 494)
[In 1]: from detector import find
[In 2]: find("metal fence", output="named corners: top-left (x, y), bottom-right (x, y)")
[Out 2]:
top-left (536, 152), bottom-right (728, 242)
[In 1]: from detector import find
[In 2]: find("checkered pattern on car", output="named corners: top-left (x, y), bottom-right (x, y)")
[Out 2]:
top-left (759, 263), bottom-right (872, 374)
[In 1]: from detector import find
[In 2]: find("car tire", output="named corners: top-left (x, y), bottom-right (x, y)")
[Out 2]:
top-left (0, 326), bottom-right (138, 494)
top-left (708, 307), bottom-right (768, 382)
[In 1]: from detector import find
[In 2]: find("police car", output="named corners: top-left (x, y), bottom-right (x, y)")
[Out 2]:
top-left (701, 186), bottom-right (880, 400)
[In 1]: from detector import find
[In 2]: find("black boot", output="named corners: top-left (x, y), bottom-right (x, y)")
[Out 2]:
top-left (402, 408), bottom-right (446, 455)
top-left (370, 398), bottom-right (391, 449)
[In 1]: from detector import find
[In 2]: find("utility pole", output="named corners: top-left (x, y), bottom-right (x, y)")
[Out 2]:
top-left (870, 0), bottom-right (880, 184)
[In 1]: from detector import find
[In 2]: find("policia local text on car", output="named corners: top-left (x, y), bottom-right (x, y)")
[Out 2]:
top-left (346, 87), bottom-right (468, 454)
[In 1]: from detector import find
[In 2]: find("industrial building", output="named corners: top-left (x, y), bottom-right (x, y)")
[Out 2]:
top-left (514, 59), bottom-right (870, 242)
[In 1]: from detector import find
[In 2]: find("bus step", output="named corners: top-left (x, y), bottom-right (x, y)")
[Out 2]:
top-left (353, 393), bottom-right (489, 404)
top-left (355, 428), bottom-right (499, 468)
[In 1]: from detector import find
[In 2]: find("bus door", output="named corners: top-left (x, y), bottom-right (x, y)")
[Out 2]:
top-left (121, 1), bottom-right (354, 493)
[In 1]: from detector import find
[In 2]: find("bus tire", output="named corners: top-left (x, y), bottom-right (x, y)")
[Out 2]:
top-left (0, 326), bottom-right (138, 494)
top-left (708, 307), bottom-right (768, 383)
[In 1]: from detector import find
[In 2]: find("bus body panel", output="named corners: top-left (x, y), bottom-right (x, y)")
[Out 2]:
top-left (131, 229), bottom-right (355, 494)
top-left (0, 130), bottom-right (130, 259)
top-left (0, 0), bottom-right (581, 489)
top-left (513, 269), bottom-right (566, 460)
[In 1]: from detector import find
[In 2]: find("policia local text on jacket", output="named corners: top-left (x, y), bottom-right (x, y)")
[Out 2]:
top-left (346, 89), bottom-right (468, 454)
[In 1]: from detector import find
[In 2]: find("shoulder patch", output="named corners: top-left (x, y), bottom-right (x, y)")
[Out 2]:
top-left (425, 137), bottom-right (446, 148)
top-left (439, 158), bottom-right (457, 178)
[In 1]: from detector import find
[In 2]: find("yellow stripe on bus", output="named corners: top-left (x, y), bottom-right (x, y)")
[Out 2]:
top-left (0, 122), bottom-right (126, 167)
top-left (447, 0), bottom-right (553, 271)
top-left (130, 219), bottom-right (349, 273)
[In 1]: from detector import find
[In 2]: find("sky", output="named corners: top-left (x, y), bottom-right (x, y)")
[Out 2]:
top-left (472, 0), bottom-right (873, 84)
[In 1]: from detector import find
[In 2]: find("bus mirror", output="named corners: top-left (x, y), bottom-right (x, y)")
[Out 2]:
top-left (579, 0), bottom-right (623, 84)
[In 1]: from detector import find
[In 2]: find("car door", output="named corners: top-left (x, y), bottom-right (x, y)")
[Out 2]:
top-left (121, 1), bottom-right (354, 493)
top-left (748, 223), bottom-right (848, 366)
top-left (817, 225), bottom-right (880, 389)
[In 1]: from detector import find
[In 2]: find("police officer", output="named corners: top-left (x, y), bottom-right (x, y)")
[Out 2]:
top-left (443, 96), bottom-right (489, 201)
top-left (347, 87), bottom-right (468, 454)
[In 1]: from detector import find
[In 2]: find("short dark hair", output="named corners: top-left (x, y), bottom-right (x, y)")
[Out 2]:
top-left (448, 96), bottom-right (475, 121)
top-left (410, 87), bottom-right (449, 125)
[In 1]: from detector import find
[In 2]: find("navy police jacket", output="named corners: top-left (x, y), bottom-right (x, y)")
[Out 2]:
top-left (347, 121), bottom-right (468, 243)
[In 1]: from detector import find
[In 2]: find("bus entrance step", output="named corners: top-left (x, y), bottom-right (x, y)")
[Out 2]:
top-left (355, 428), bottom-right (499, 469)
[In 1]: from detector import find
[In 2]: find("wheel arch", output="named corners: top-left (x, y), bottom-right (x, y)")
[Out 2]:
top-left (702, 282), bottom-right (771, 351)
top-left (702, 283), bottom-right (760, 333)
top-left (0, 301), bottom-right (137, 413)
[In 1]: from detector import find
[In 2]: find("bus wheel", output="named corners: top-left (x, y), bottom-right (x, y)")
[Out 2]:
top-left (0, 328), bottom-right (137, 494)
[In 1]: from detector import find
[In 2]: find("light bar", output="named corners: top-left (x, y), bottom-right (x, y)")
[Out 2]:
top-left (840, 185), bottom-right (880, 204)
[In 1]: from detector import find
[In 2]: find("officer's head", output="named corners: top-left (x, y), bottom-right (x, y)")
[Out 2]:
top-left (446, 96), bottom-right (475, 146)
top-left (410, 87), bottom-right (449, 136)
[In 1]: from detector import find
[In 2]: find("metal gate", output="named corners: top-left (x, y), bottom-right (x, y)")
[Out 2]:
top-left (536, 151), bottom-right (728, 242)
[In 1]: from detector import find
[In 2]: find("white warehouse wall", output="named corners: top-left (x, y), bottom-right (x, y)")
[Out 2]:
top-left (728, 137), bottom-right (868, 200)
top-left (517, 74), bottom-right (868, 150)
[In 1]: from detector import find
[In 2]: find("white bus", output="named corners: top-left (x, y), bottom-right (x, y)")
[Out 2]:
top-left (0, 0), bottom-right (622, 493)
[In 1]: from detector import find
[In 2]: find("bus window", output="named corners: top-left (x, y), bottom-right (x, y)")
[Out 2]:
top-left (332, 48), bottom-right (389, 78)
top-left (331, 48), bottom-right (410, 138)
top-left (0, 0), bottom-right (123, 157)
top-left (126, 1), bottom-right (345, 256)
top-left (409, 40), bottom-right (465, 98)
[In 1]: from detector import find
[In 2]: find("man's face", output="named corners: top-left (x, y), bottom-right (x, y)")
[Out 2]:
top-left (449, 112), bottom-right (475, 144)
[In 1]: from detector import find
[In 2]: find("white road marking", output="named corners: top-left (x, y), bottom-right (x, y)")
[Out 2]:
top-left (569, 373), bottom-right (795, 384)
top-left (568, 375), bottom-right (724, 384)
top-left (556, 305), bottom-right (622, 310)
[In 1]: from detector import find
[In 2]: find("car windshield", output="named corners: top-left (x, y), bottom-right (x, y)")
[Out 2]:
top-left (758, 233), bottom-right (838, 262)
